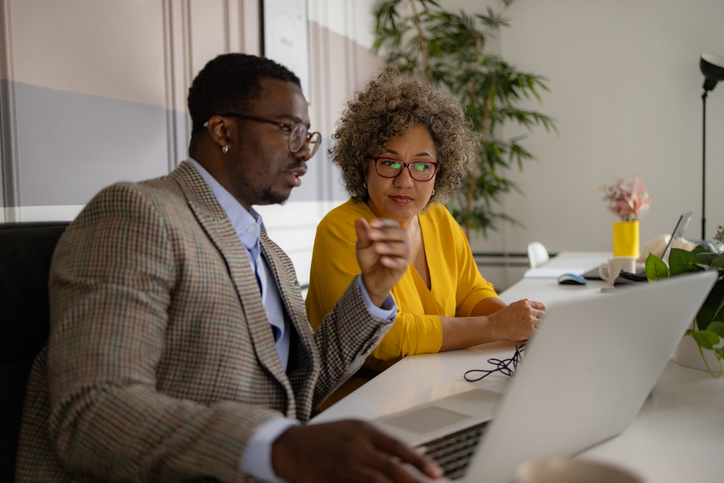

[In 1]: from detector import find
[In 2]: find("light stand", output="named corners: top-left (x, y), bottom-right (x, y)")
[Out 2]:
top-left (699, 53), bottom-right (724, 240)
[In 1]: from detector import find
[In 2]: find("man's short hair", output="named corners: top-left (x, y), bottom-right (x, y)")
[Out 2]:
top-left (187, 53), bottom-right (300, 146)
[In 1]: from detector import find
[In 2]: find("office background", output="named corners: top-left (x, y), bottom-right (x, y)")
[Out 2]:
top-left (1, 0), bottom-right (723, 290)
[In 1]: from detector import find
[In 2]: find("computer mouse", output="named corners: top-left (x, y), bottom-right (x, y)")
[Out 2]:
top-left (557, 273), bottom-right (587, 285)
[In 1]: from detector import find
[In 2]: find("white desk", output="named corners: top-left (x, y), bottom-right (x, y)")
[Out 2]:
top-left (521, 251), bottom-right (611, 279)
top-left (313, 252), bottom-right (724, 483)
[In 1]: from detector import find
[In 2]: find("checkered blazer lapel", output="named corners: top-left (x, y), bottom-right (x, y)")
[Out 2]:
top-left (171, 162), bottom-right (291, 392)
top-left (260, 235), bottom-right (319, 409)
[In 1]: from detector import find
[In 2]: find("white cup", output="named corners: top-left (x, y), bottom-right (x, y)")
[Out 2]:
top-left (514, 457), bottom-right (645, 483)
top-left (599, 256), bottom-right (637, 286)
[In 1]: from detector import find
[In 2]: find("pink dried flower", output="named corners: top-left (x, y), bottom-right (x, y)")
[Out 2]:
top-left (600, 174), bottom-right (652, 221)
top-left (715, 224), bottom-right (724, 244)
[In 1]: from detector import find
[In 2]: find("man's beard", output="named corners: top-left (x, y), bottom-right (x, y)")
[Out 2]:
top-left (259, 186), bottom-right (288, 206)
top-left (233, 175), bottom-right (290, 207)
top-left (232, 161), bottom-right (306, 207)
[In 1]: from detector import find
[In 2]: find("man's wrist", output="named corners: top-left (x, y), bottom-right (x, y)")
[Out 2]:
top-left (356, 276), bottom-right (396, 318)
top-left (240, 418), bottom-right (300, 481)
top-left (270, 424), bottom-right (303, 480)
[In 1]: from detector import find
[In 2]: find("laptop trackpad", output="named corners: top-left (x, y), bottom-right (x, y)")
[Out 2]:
top-left (386, 406), bottom-right (470, 434)
top-left (373, 388), bottom-right (501, 445)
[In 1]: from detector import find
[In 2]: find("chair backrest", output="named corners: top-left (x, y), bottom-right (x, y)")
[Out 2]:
top-left (0, 222), bottom-right (69, 482)
top-left (527, 241), bottom-right (549, 268)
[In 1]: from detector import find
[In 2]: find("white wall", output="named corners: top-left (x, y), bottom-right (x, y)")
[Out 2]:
top-left (447, 0), bottom-right (724, 289)
top-left (0, 0), bottom-right (261, 222)
top-left (463, 0), bottom-right (724, 249)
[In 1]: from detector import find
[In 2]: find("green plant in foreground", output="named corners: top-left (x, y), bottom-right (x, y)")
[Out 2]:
top-left (646, 244), bottom-right (724, 377)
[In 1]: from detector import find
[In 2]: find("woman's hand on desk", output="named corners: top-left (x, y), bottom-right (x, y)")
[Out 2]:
top-left (439, 298), bottom-right (546, 351)
top-left (484, 299), bottom-right (546, 342)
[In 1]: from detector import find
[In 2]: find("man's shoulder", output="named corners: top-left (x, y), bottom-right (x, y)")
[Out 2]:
top-left (86, 162), bottom-right (201, 212)
top-left (59, 167), bottom-right (204, 249)
top-left (84, 176), bottom-right (180, 216)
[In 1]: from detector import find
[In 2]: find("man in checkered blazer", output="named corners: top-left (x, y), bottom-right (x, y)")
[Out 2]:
top-left (15, 54), bottom-right (442, 482)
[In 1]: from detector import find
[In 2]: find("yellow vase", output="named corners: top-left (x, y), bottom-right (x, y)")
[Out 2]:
top-left (613, 221), bottom-right (639, 257)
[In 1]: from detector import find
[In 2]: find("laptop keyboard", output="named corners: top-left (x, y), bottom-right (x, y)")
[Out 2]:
top-left (417, 420), bottom-right (490, 480)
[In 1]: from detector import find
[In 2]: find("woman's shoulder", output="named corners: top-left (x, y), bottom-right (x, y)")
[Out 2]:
top-left (321, 198), bottom-right (373, 222)
top-left (421, 203), bottom-right (458, 226)
top-left (420, 203), bottom-right (468, 241)
top-left (317, 199), bottom-right (372, 236)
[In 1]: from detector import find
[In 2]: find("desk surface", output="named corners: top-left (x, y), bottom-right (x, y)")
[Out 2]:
top-left (312, 252), bottom-right (724, 483)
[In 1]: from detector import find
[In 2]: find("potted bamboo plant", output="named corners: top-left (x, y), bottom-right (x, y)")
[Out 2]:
top-left (372, 0), bottom-right (556, 238)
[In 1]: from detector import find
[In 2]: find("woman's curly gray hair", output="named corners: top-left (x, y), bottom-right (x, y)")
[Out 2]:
top-left (330, 70), bottom-right (479, 206)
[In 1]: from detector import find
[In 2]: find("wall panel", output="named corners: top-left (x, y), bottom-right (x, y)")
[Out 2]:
top-left (0, 0), bottom-right (291, 222)
top-left (12, 0), bottom-right (167, 107)
top-left (0, 0), bottom-right (383, 289)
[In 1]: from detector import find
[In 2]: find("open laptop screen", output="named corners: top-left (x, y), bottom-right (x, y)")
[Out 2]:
top-left (661, 212), bottom-right (692, 265)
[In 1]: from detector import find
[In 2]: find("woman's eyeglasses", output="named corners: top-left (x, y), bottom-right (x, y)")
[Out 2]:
top-left (373, 157), bottom-right (439, 182)
top-left (207, 113), bottom-right (321, 157)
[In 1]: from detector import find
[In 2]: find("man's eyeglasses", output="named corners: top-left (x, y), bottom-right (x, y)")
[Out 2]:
top-left (373, 157), bottom-right (439, 182)
top-left (208, 113), bottom-right (321, 157)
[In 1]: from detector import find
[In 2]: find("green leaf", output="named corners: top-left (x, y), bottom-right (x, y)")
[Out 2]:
top-left (696, 280), bottom-right (724, 330)
top-left (690, 330), bottom-right (720, 350)
top-left (645, 253), bottom-right (669, 281)
top-left (695, 252), bottom-right (719, 266)
top-left (705, 321), bottom-right (724, 338)
top-left (669, 248), bottom-right (702, 275)
top-left (692, 243), bottom-right (718, 255)
top-left (710, 254), bottom-right (724, 270)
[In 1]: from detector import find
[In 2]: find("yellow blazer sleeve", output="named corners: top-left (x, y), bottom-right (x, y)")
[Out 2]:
top-left (368, 310), bottom-right (443, 360)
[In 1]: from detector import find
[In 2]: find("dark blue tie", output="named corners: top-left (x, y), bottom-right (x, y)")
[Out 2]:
top-left (249, 244), bottom-right (280, 342)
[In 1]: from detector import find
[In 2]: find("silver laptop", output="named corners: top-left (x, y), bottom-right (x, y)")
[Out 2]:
top-left (373, 271), bottom-right (716, 483)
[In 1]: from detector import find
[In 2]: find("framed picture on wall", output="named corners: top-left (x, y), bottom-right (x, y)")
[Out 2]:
top-left (261, 0), bottom-right (311, 103)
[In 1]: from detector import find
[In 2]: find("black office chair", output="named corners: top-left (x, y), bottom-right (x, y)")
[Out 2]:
top-left (0, 222), bottom-right (69, 482)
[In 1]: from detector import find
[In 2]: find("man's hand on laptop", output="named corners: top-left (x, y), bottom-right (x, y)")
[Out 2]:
top-left (272, 420), bottom-right (444, 482)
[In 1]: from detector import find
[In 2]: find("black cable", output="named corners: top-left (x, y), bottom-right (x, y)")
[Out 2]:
top-left (464, 344), bottom-right (526, 382)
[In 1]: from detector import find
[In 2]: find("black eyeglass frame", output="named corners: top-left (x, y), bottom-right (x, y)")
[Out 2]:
top-left (372, 156), bottom-right (440, 182)
top-left (210, 112), bottom-right (321, 157)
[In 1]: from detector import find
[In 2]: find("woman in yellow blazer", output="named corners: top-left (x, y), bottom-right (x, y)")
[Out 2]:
top-left (306, 71), bottom-right (546, 407)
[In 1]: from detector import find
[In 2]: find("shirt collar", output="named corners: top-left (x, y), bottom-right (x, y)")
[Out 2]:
top-left (187, 158), bottom-right (263, 252)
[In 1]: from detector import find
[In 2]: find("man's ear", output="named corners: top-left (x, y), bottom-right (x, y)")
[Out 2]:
top-left (204, 116), bottom-right (231, 149)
